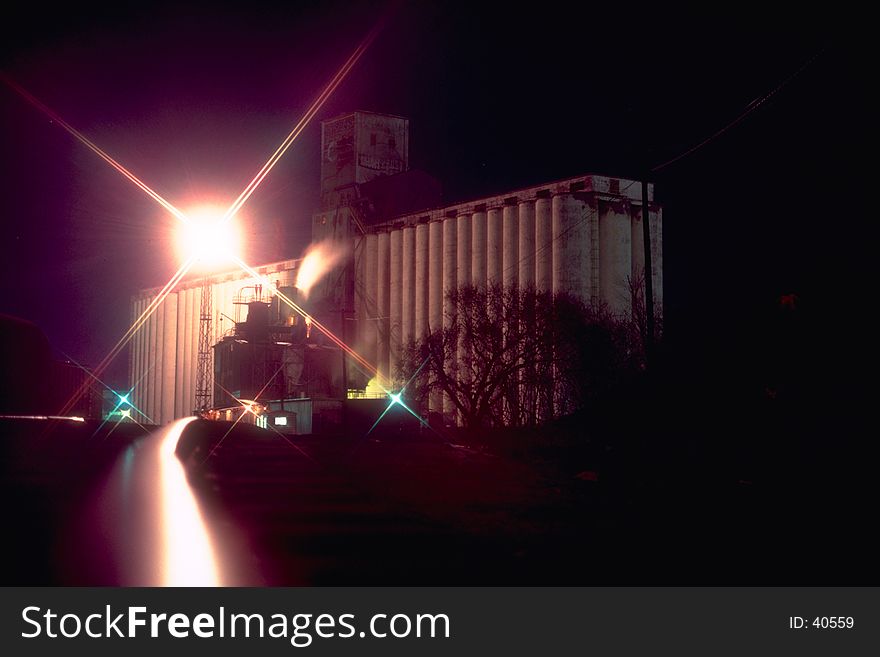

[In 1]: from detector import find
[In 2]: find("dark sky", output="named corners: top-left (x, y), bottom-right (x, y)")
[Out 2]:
top-left (0, 1), bottom-right (870, 387)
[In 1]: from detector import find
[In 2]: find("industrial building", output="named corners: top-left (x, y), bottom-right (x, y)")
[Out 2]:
top-left (129, 111), bottom-right (663, 428)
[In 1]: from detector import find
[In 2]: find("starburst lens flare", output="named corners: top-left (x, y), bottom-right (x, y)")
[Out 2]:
top-left (175, 205), bottom-right (241, 269)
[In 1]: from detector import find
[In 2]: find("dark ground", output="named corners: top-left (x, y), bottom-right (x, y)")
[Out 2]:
top-left (181, 399), bottom-right (874, 585)
top-left (1, 288), bottom-right (873, 586)
top-left (0, 418), bottom-right (150, 585)
top-left (2, 347), bottom-right (874, 586)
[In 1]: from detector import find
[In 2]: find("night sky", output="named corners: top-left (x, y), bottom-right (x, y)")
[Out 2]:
top-left (0, 1), bottom-right (870, 389)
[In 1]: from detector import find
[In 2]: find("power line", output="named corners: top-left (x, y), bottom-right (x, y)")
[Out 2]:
top-left (651, 44), bottom-right (828, 173)
top-left (499, 44), bottom-right (829, 279)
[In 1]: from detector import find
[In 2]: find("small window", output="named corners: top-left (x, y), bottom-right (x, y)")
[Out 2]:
top-left (370, 133), bottom-right (377, 146)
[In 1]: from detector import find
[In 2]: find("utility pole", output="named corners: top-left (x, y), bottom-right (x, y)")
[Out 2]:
top-left (195, 273), bottom-right (212, 414)
top-left (641, 178), bottom-right (655, 362)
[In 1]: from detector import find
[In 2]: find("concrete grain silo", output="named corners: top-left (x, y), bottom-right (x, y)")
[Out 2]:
top-left (130, 111), bottom-right (662, 427)
top-left (355, 171), bottom-right (662, 407)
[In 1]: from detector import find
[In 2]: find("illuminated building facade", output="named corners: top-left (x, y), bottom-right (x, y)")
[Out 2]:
top-left (130, 112), bottom-right (663, 426)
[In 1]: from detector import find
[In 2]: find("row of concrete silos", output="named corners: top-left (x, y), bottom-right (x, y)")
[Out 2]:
top-left (130, 286), bottom-right (203, 426)
top-left (130, 261), bottom-right (299, 425)
top-left (356, 185), bottom-right (662, 386)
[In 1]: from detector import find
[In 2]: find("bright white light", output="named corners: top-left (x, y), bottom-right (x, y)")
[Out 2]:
top-left (390, 393), bottom-right (402, 406)
top-left (175, 205), bottom-right (241, 269)
top-left (121, 408), bottom-right (131, 418)
top-left (274, 416), bottom-right (288, 426)
top-left (239, 399), bottom-right (261, 416)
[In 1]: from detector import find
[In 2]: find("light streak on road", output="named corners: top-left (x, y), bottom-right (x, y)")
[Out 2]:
top-left (90, 418), bottom-right (240, 585)
top-left (159, 418), bottom-right (222, 586)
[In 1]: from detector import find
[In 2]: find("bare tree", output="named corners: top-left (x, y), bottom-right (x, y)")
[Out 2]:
top-left (399, 285), bottom-right (637, 430)
top-left (627, 268), bottom-right (664, 363)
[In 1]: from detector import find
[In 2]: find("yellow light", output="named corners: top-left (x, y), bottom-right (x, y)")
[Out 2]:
top-left (175, 205), bottom-right (241, 269)
top-left (239, 399), bottom-right (262, 416)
